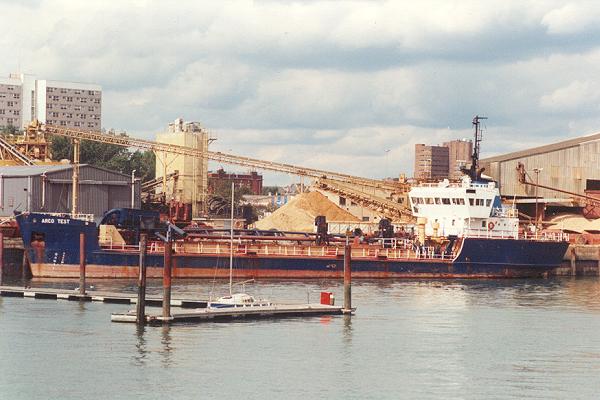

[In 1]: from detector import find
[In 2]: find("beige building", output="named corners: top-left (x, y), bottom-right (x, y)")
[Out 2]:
top-left (414, 144), bottom-right (449, 180)
top-left (0, 73), bottom-right (101, 130)
top-left (0, 76), bottom-right (23, 129)
top-left (37, 80), bottom-right (101, 130)
top-left (444, 139), bottom-right (472, 180)
top-left (155, 118), bottom-right (210, 217)
top-left (481, 132), bottom-right (600, 203)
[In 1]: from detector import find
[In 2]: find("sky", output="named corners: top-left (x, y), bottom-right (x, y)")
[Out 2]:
top-left (2, 0), bottom-right (600, 185)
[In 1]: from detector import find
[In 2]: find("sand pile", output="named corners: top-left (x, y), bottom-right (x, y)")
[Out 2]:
top-left (255, 191), bottom-right (359, 232)
top-left (548, 214), bottom-right (600, 233)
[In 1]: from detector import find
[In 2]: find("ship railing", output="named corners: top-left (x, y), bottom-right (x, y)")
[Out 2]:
top-left (522, 231), bottom-right (570, 242)
top-left (133, 240), bottom-right (456, 261)
top-left (464, 228), bottom-right (518, 240)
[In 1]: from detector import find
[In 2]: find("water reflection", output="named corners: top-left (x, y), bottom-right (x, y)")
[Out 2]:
top-left (342, 314), bottom-right (353, 344)
top-left (160, 324), bottom-right (173, 367)
top-left (133, 325), bottom-right (148, 366)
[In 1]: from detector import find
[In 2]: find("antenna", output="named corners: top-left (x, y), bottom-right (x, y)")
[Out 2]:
top-left (469, 115), bottom-right (487, 180)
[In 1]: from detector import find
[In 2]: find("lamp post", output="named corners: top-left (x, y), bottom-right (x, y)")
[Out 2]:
top-left (533, 168), bottom-right (543, 232)
top-left (384, 149), bottom-right (390, 179)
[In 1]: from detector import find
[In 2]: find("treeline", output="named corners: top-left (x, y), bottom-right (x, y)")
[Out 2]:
top-left (51, 135), bottom-right (156, 182)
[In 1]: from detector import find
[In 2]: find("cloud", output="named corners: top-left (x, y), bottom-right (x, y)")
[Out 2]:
top-left (3, 1), bottom-right (600, 183)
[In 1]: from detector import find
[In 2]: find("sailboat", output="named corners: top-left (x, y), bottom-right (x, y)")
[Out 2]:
top-left (207, 182), bottom-right (271, 309)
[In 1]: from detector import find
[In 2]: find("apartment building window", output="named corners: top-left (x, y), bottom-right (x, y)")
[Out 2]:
top-left (60, 120), bottom-right (67, 126)
top-left (52, 112), bottom-right (59, 117)
top-left (88, 90), bottom-right (95, 95)
top-left (74, 106), bottom-right (81, 111)
top-left (7, 87), bottom-right (13, 91)
top-left (13, 93), bottom-right (19, 99)
top-left (81, 98), bottom-right (87, 103)
top-left (0, 110), bottom-right (4, 115)
top-left (94, 99), bottom-right (100, 104)
top-left (53, 96), bottom-right (59, 101)
top-left (74, 121), bottom-right (81, 127)
top-left (87, 122), bottom-right (94, 128)
top-left (47, 104), bottom-right (52, 109)
top-left (7, 118), bottom-right (13, 124)
top-left (60, 89), bottom-right (67, 93)
top-left (14, 110), bottom-right (19, 116)
top-left (46, 119), bottom-right (52, 124)
top-left (47, 88), bottom-right (54, 93)
top-left (60, 105), bottom-right (67, 110)
top-left (74, 90), bottom-right (81, 95)
top-left (7, 101), bottom-right (13, 107)
top-left (88, 106), bottom-right (94, 111)
top-left (66, 113), bottom-right (72, 118)
top-left (0, 94), bottom-right (5, 98)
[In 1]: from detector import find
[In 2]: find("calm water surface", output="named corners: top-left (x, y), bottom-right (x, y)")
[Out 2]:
top-left (2, 277), bottom-right (600, 399)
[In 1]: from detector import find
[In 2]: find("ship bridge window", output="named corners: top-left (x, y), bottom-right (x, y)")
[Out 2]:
top-left (435, 198), bottom-right (441, 205)
top-left (425, 198), bottom-right (433, 204)
top-left (476, 199), bottom-right (484, 206)
top-left (486, 199), bottom-right (491, 207)
top-left (469, 198), bottom-right (474, 206)
top-left (442, 198), bottom-right (451, 205)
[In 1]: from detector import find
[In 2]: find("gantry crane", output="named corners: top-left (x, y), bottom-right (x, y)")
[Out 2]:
top-left (35, 123), bottom-right (403, 191)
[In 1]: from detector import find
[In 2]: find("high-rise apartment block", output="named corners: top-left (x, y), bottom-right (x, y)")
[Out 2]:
top-left (443, 139), bottom-right (473, 180)
top-left (414, 144), bottom-right (450, 180)
top-left (414, 139), bottom-right (472, 180)
top-left (0, 73), bottom-right (101, 130)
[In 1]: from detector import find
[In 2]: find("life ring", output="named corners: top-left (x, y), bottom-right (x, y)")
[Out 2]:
top-left (487, 221), bottom-right (495, 230)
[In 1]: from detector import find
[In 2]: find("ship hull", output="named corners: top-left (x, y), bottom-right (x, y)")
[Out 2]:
top-left (17, 213), bottom-right (569, 279)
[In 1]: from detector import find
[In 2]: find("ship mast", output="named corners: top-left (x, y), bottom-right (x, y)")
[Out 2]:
top-left (469, 115), bottom-right (487, 181)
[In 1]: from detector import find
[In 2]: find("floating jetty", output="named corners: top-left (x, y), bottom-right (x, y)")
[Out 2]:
top-left (0, 285), bottom-right (207, 308)
top-left (111, 303), bottom-right (349, 325)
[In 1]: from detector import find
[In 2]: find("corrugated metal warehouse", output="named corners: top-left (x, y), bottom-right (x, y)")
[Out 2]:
top-left (0, 164), bottom-right (140, 218)
top-left (480, 132), bottom-right (600, 205)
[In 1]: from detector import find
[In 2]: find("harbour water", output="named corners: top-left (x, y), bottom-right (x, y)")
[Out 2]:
top-left (2, 277), bottom-right (600, 399)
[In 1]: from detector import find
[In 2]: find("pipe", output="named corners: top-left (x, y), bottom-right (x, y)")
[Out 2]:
top-left (131, 169), bottom-right (136, 209)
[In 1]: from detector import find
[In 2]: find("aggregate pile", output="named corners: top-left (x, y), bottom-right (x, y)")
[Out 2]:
top-left (255, 191), bottom-right (359, 232)
top-left (548, 214), bottom-right (600, 233)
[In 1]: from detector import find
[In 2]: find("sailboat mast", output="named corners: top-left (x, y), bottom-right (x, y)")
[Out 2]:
top-left (229, 181), bottom-right (234, 296)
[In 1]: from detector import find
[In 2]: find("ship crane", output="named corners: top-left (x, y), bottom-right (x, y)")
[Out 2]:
top-left (37, 123), bottom-right (402, 191)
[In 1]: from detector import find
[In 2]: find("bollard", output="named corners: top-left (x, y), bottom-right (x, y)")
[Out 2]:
top-left (570, 247), bottom-right (576, 276)
top-left (136, 234), bottom-right (148, 325)
top-left (79, 232), bottom-right (86, 295)
top-left (343, 244), bottom-right (352, 314)
top-left (0, 231), bottom-right (3, 286)
top-left (162, 240), bottom-right (172, 320)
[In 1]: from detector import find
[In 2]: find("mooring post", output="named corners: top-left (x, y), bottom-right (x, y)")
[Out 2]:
top-left (136, 234), bottom-right (147, 325)
top-left (79, 232), bottom-right (86, 295)
top-left (0, 231), bottom-right (4, 286)
top-left (343, 244), bottom-right (352, 314)
top-left (162, 239), bottom-right (172, 320)
top-left (570, 247), bottom-right (577, 277)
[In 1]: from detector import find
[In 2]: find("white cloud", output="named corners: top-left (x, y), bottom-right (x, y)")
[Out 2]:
top-left (3, 0), bottom-right (600, 183)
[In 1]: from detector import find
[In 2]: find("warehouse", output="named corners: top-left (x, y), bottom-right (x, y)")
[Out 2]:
top-left (0, 164), bottom-right (140, 218)
top-left (480, 132), bottom-right (600, 221)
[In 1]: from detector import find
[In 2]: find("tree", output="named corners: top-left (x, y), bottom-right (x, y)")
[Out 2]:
top-left (50, 135), bottom-right (156, 182)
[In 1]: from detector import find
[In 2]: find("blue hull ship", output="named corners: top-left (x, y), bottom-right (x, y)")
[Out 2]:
top-left (15, 207), bottom-right (569, 279)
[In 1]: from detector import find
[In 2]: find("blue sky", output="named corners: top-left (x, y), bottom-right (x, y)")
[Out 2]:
top-left (2, 1), bottom-right (600, 184)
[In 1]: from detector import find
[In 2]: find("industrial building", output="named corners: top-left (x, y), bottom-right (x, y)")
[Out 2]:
top-left (208, 168), bottom-right (263, 195)
top-left (0, 164), bottom-right (140, 218)
top-left (480, 132), bottom-right (600, 219)
top-left (444, 139), bottom-right (473, 180)
top-left (0, 73), bottom-right (101, 130)
top-left (154, 118), bottom-right (210, 217)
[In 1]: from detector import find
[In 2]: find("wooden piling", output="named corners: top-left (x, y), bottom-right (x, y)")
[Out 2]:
top-left (0, 232), bottom-right (4, 286)
top-left (570, 247), bottom-right (577, 276)
top-left (79, 232), bottom-right (86, 295)
top-left (162, 240), bottom-right (172, 320)
top-left (136, 234), bottom-right (148, 325)
top-left (343, 244), bottom-right (352, 314)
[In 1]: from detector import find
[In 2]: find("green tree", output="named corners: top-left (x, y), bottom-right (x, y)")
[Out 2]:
top-left (50, 135), bottom-right (156, 182)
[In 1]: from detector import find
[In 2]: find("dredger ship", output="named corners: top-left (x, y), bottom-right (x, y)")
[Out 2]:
top-left (15, 174), bottom-right (569, 279)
